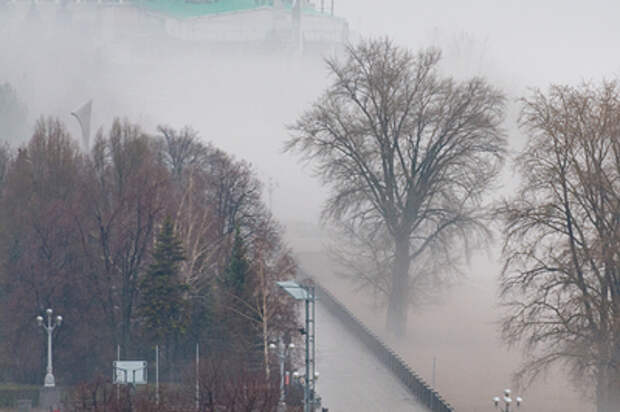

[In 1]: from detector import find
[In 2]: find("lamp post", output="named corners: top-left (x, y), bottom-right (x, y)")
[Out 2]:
top-left (276, 281), bottom-right (317, 412)
top-left (493, 389), bottom-right (523, 412)
top-left (269, 337), bottom-right (295, 411)
top-left (36, 308), bottom-right (63, 388)
top-left (291, 370), bottom-right (320, 409)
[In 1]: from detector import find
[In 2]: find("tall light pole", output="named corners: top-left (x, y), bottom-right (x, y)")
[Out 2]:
top-left (276, 281), bottom-right (317, 412)
top-left (269, 337), bottom-right (295, 411)
top-left (36, 308), bottom-right (63, 388)
top-left (493, 389), bottom-right (523, 412)
top-left (195, 342), bottom-right (199, 411)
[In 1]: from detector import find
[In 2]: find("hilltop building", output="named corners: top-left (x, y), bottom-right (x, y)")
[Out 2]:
top-left (3, 0), bottom-right (348, 54)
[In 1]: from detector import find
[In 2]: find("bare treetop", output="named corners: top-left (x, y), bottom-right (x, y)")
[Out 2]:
top-left (286, 38), bottom-right (506, 334)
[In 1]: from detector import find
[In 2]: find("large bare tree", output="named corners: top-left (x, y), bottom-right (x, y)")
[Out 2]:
top-left (285, 38), bottom-right (506, 334)
top-left (83, 119), bottom-right (170, 357)
top-left (499, 81), bottom-right (620, 412)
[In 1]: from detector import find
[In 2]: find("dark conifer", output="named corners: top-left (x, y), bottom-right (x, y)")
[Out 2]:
top-left (138, 216), bottom-right (189, 344)
top-left (223, 227), bottom-right (250, 296)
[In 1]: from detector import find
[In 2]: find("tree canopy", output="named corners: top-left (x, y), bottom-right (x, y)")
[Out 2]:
top-left (286, 38), bottom-right (506, 334)
top-left (0, 118), bottom-right (298, 386)
top-left (499, 81), bottom-right (620, 412)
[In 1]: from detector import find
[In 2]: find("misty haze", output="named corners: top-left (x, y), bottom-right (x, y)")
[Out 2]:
top-left (0, 1), bottom-right (618, 412)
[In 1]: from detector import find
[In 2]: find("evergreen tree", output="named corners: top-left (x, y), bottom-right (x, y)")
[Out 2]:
top-left (219, 228), bottom-right (263, 365)
top-left (223, 227), bottom-right (250, 296)
top-left (138, 217), bottom-right (189, 345)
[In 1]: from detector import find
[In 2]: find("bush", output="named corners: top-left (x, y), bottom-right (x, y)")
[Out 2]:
top-left (0, 384), bottom-right (39, 407)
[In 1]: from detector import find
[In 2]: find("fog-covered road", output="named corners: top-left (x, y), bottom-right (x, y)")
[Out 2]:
top-left (315, 303), bottom-right (429, 412)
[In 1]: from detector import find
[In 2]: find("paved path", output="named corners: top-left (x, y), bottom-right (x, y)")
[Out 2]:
top-left (315, 303), bottom-right (429, 412)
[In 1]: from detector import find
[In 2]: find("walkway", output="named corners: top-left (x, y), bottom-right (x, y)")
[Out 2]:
top-left (315, 303), bottom-right (429, 411)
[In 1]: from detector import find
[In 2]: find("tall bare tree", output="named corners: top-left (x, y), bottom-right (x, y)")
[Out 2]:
top-left (83, 119), bottom-right (170, 357)
top-left (499, 81), bottom-right (620, 412)
top-left (0, 118), bottom-right (98, 382)
top-left (157, 126), bottom-right (219, 289)
top-left (244, 220), bottom-right (297, 378)
top-left (285, 38), bottom-right (506, 334)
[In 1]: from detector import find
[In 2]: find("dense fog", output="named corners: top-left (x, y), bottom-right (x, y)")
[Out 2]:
top-left (1, 1), bottom-right (619, 411)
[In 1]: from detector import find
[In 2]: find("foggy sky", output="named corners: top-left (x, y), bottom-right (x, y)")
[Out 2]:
top-left (338, 0), bottom-right (620, 88)
top-left (3, 1), bottom-right (620, 226)
top-left (1, 2), bottom-right (617, 410)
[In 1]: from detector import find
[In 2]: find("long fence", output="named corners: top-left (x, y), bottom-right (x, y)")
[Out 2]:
top-left (307, 277), bottom-right (455, 412)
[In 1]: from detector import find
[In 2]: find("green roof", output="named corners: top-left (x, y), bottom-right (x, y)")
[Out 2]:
top-left (136, 0), bottom-right (325, 19)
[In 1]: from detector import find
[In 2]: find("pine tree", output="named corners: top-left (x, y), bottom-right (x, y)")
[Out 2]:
top-left (219, 228), bottom-right (263, 364)
top-left (223, 227), bottom-right (250, 296)
top-left (138, 217), bottom-right (189, 344)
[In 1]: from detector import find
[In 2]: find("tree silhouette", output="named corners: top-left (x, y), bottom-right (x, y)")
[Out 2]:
top-left (286, 38), bottom-right (506, 335)
top-left (224, 227), bottom-right (250, 296)
top-left (139, 216), bottom-right (189, 345)
top-left (499, 81), bottom-right (620, 412)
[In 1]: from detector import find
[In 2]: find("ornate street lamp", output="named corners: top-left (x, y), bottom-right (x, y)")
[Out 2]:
top-left (493, 388), bottom-right (523, 412)
top-left (269, 337), bottom-right (295, 411)
top-left (36, 308), bottom-right (63, 387)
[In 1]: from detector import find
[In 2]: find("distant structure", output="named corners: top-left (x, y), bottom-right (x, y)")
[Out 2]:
top-left (145, 0), bottom-right (347, 52)
top-left (4, 0), bottom-right (348, 54)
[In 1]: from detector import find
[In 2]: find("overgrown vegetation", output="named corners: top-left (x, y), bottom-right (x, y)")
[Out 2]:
top-left (0, 117), bottom-right (299, 409)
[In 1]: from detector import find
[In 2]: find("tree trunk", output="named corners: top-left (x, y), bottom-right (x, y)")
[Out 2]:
top-left (263, 313), bottom-right (270, 379)
top-left (611, 301), bottom-right (620, 412)
top-left (121, 316), bottom-right (130, 359)
top-left (601, 344), bottom-right (620, 412)
top-left (386, 235), bottom-right (410, 336)
top-left (596, 364), bottom-right (609, 412)
top-left (596, 354), bottom-right (620, 412)
top-left (609, 369), bottom-right (620, 412)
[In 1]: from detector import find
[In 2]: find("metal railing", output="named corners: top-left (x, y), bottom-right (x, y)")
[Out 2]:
top-left (306, 276), bottom-right (455, 412)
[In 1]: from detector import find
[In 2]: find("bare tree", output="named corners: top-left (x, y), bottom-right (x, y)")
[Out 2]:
top-left (329, 222), bottom-right (451, 310)
top-left (156, 126), bottom-right (220, 290)
top-left (246, 221), bottom-right (297, 378)
top-left (157, 125), bottom-right (210, 181)
top-left (498, 81), bottom-right (620, 412)
top-left (82, 119), bottom-right (170, 357)
top-left (285, 38), bottom-right (506, 335)
top-left (206, 150), bottom-right (264, 240)
top-left (0, 118), bottom-right (99, 382)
